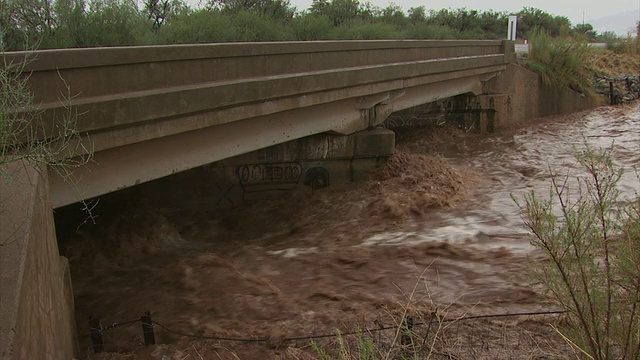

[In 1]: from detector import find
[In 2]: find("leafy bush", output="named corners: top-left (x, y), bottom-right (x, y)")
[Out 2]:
top-left (405, 23), bottom-right (460, 39)
top-left (227, 11), bottom-right (293, 41)
top-left (291, 14), bottom-right (333, 40)
top-left (514, 145), bottom-right (640, 360)
top-left (525, 27), bottom-right (594, 97)
top-left (157, 9), bottom-right (292, 43)
top-left (333, 19), bottom-right (401, 40)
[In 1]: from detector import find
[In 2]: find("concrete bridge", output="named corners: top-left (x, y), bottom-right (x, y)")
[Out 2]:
top-left (2, 39), bottom-right (602, 360)
top-left (5, 40), bottom-right (515, 208)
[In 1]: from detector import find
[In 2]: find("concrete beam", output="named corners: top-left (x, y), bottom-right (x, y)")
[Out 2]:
top-left (50, 60), bottom-right (507, 159)
top-left (48, 96), bottom-right (370, 207)
top-left (32, 55), bottom-right (506, 138)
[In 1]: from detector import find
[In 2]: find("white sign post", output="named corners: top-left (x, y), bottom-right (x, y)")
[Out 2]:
top-left (507, 15), bottom-right (518, 41)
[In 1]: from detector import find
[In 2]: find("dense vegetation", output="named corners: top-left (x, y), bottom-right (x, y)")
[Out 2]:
top-left (0, 0), bottom-right (629, 50)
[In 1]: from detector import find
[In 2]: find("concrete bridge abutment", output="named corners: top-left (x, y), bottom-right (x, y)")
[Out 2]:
top-left (384, 62), bottom-right (599, 134)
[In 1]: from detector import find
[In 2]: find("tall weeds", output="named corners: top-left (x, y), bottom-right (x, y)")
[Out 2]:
top-left (514, 145), bottom-right (640, 359)
top-left (524, 28), bottom-right (595, 97)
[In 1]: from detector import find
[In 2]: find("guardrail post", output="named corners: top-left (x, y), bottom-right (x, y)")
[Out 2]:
top-left (89, 316), bottom-right (104, 353)
top-left (141, 311), bottom-right (156, 346)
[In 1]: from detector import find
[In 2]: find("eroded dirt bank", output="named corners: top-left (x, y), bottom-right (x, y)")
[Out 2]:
top-left (57, 103), bottom-right (640, 359)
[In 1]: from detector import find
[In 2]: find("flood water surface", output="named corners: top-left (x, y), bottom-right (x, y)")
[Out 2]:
top-left (63, 103), bottom-right (640, 359)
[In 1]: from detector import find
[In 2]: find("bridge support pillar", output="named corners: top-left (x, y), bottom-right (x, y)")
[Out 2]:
top-left (441, 93), bottom-right (511, 134)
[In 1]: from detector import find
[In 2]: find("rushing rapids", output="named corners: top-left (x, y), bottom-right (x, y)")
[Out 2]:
top-left (58, 103), bottom-right (640, 359)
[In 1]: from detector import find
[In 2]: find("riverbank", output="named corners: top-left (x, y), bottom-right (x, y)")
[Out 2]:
top-left (594, 74), bottom-right (640, 104)
top-left (588, 48), bottom-right (640, 104)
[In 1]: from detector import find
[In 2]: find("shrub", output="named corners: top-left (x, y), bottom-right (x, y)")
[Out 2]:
top-left (64, 0), bottom-right (151, 47)
top-left (525, 27), bottom-right (594, 97)
top-left (1, 56), bottom-right (91, 178)
top-left (514, 145), bottom-right (640, 360)
top-left (333, 19), bottom-right (401, 40)
top-left (404, 23), bottom-right (460, 39)
top-left (227, 11), bottom-right (293, 41)
top-left (157, 9), bottom-right (292, 43)
top-left (291, 14), bottom-right (333, 40)
top-left (156, 10), bottom-right (231, 43)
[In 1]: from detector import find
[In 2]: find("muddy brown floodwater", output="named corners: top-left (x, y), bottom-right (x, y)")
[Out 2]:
top-left (58, 103), bottom-right (640, 359)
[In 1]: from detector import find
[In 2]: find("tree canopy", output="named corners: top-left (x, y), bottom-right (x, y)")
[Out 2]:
top-left (0, 0), bottom-right (612, 50)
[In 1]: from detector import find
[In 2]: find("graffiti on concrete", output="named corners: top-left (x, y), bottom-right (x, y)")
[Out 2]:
top-left (237, 162), bottom-right (303, 191)
top-left (214, 183), bottom-right (236, 205)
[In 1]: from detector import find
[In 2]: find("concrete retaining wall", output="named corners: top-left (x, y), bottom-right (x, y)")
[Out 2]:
top-left (0, 163), bottom-right (77, 360)
top-left (385, 63), bottom-right (600, 134)
top-left (486, 63), bottom-right (601, 126)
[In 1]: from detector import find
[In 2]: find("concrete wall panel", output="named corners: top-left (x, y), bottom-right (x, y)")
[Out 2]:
top-left (486, 63), bottom-right (600, 124)
top-left (0, 163), bottom-right (77, 360)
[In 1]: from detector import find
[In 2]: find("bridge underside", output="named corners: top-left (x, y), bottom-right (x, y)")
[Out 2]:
top-left (49, 70), bottom-right (504, 208)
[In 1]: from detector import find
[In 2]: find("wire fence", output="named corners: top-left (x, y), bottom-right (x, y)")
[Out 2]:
top-left (87, 308), bottom-right (568, 354)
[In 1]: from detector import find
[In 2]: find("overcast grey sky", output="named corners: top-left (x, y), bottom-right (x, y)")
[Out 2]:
top-left (288, 0), bottom-right (640, 26)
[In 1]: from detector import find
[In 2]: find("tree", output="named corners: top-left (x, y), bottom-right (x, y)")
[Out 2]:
top-left (206, 0), bottom-right (295, 22)
top-left (3, 0), bottom-right (57, 48)
top-left (357, 1), bottom-right (379, 20)
top-left (72, 0), bottom-right (148, 46)
top-left (155, 9), bottom-right (236, 43)
top-left (573, 23), bottom-right (597, 41)
top-left (48, 0), bottom-right (87, 48)
top-left (407, 6), bottom-right (425, 24)
top-left (143, 0), bottom-right (187, 32)
top-left (380, 2), bottom-right (405, 28)
top-left (517, 7), bottom-right (568, 39)
top-left (309, 0), bottom-right (329, 17)
top-left (326, 0), bottom-right (360, 26)
top-left (478, 10), bottom-right (508, 39)
top-left (291, 13), bottom-right (332, 40)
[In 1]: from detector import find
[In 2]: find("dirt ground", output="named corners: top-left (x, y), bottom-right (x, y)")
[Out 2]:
top-left (57, 121), bottom-right (588, 360)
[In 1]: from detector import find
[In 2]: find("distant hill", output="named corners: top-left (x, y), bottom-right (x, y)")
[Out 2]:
top-left (588, 9), bottom-right (638, 36)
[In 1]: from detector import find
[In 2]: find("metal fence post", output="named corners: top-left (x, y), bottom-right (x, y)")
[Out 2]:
top-left (89, 316), bottom-right (104, 353)
top-left (141, 311), bottom-right (156, 346)
top-left (610, 81), bottom-right (615, 105)
top-left (400, 315), bottom-right (414, 345)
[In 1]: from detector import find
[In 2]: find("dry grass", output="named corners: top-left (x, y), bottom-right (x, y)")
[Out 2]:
top-left (585, 49), bottom-right (640, 76)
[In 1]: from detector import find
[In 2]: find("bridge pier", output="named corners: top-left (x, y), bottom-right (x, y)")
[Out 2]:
top-left (384, 92), bottom-right (511, 135)
top-left (444, 93), bottom-right (511, 134)
top-left (209, 128), bottom-right (394, 205)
